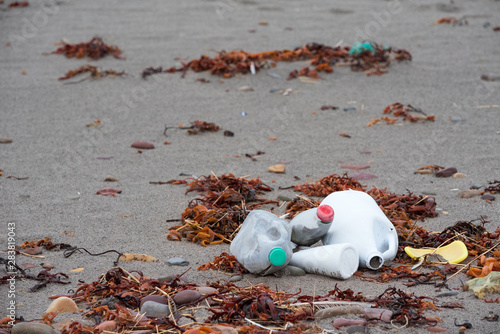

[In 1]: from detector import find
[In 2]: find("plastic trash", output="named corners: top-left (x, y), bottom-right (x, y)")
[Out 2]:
top-left (348, 41), bottom-right (375, 56)
top-left (322, 189), bottom-right (398, 270)
top-left (290, 204), bottom-right (334, 246)
top-left (404, 240), bottom-right (468, 264)
top-left (289, 244), bottom-right (359, 279)
top-left (230, 210), bottom-right (295, 275)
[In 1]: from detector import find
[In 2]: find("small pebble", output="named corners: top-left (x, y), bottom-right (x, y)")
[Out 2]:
top-left (278, 195), bottom-right (292, 202)
top-left (343, 107), bottom-right (356, 112)
top-left (240, 111), bottom-right (247, 116)
top-left (364, 308), bottom-right (392, 322)
top-left (140, 295), bottom-right (167, 308)
top-left (436, 291), bottom-right (459, 297)
top-left (258, 20), bottom-right (268, 25)
top-left (42, 262), bottom-right (55, 270)
top-left (95, 321), bottom-right (116, 332)
top-left (269, 88), bottom-right (284, 93)
top-left (140, 300), bottom-right (171, 318)
top-left (333, 318), bottom-right (367, 329)
top-left (22, 247), bottom-right (42, 255)
top-left (12, 323), bottom-right (56, 334)
top-left (457, 189), bottom-right (482, 198)
top-left (104, 176), bottom-right (119, 182)
top-left (237, 86), bottom-right (254, 92)
top-left (436, 167), bottom-right (458, 177)
top-left (46, 296), bottom-right (78, 314)
top-left (230, 275), bottom-right (243, 282)
top-left (173, 289), bottom-right (201, 305)
top-left (196, 286), bottom-right (218, 296)
top-left (453, 173), bottom-right (467, 178)
top-left (158, 275), bottom-right (174, 282)
top-left (268, 164), bottom-right (286, 173)
top-left (347, 326), bottom-right (368, 334)
top-left (481, 193), bottom-right (495, 201)
top-left (166, 257), bottom-right (189, 266)
top-left (470, 184), bottom-right (483, 189)
top-left (96, 188), bottom-right (122, 196)
top-left (0, 137), bottom-right (13, 144)
top-left (422, 191), bottom-right (437, 195)
top-left (131, 141), bottom-right (155, 149)
top-left (450, 116), bottom-right (466, 122)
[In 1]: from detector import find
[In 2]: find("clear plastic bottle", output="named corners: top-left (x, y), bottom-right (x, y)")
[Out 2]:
top-left (230, 210), bottom-right (295, 275)
top-left (289, 205), bottom-right (334, 246)
top-left (321, 190), bottom-right (398, 270)
top-left (289, 243), bottom-right (359, 279)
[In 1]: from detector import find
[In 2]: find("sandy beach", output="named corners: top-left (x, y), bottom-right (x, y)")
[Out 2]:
top-left (1, 0), bottom-right (500, 333)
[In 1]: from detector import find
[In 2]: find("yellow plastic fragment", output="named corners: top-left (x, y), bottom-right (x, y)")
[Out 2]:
top-left (404, 240), bottom-right (468, 264)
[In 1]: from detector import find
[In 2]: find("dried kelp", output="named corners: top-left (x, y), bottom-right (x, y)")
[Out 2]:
top-left (166, 174), bottom-right (277, 245)
top-left (40, 267), bottom-right (464, 333)
top-left (58, 64), bottom-right (126, 81)
top-left (46, 36), bottom-right (124, 60)
top-left (485, 180), bottom-right (500, 193)
top-left (368, 103), bottom-right (435, 127)
top-left (198, 252), bottom-right (249, 275)
top-left (164, 42), bottom-right (411, 79)
top-left (21, 237), bottom-right (73, 251)
top-left (355, 264), bottom-right (458, 286)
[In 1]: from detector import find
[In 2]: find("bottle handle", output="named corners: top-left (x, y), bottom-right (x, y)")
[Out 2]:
top-left (381, 232), bottom-right (398, 260)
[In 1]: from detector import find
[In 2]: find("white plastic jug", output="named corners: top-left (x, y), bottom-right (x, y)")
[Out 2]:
top-left (290, 204), bottom-right (334, 246)
top-left (289, 243), bottom-right (359, 279)
top-left (230, 210), bottom-right (295, 275)
top-left (321, 190), bottom-right (398, 270)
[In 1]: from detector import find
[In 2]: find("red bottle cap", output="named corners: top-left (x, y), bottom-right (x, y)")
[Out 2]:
top-left (317, 204), bottom-right (334, 222)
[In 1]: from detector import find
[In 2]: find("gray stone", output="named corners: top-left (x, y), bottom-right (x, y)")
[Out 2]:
top-left (12, 323), bottom-right (56, 334)
top-left (470, 184), bottom-right (483, 189)
top-left (158, 275), bottom-right (174, 282)
top-left (436, 167), bottom-right (458, 177)
top-left (173, 290), bottom-right (201, 305)
top-left (166, 257), bottom-right (189, 266)
top-left (140, 295), bottom-right (168, 308)
top-left (347, 326), bottom-right (368, 334)
top-left (481, 193), bottom-right (495, 201)
top-left (229, 275), bottom-right (243, 282)
top-left (140, 301), bottom-right (171, 318)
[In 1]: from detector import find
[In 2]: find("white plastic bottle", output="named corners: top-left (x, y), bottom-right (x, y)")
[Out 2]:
top-left (321, 190), bottom-right (398, 270)
top-left (289, 244), bottom-right (359, 279)
top-left (230, 210), bottom-right (295, 275)
top-left (289, 204), bottom-right (334, 246)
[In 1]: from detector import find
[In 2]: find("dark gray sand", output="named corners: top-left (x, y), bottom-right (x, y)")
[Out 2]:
top-left (1, 0), bottom-right (500, 333)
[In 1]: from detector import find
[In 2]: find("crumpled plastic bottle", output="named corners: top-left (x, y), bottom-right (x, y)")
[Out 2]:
top-left (230, 210), bottom-right (295, 275)
top-left (322, 189), bottom-right (399, 270)
top-left (289, 204), bottom-right (334, 246)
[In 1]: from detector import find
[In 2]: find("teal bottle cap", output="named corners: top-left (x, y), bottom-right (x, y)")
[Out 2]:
top-left (269, 247), bottom-right (287, 266)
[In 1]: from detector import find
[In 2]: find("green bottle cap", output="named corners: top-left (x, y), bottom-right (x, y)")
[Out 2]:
top-left (268, 247), bottom-right (287, 266)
